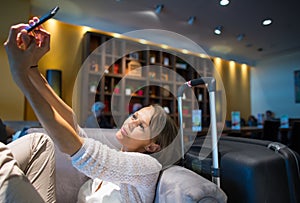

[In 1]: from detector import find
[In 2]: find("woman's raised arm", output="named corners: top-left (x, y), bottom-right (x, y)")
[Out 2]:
top-left (4, 23), bottom-right (83, 155)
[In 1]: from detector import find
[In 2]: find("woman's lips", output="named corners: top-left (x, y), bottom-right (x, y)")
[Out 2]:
top-left (121, 127), bottom-right (128, 137)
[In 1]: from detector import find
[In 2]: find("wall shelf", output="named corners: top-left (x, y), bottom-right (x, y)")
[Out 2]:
top-left (78, 31), bottom-right (212, 131)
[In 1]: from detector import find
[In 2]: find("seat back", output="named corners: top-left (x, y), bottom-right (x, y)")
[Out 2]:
top-left (290, 121), bottom-right (300, 154)
top-left (262, 120), bottom-right (280, 142)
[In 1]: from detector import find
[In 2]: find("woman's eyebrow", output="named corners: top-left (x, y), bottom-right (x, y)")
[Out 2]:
top-left (137, 112), bottom-right (149, 126)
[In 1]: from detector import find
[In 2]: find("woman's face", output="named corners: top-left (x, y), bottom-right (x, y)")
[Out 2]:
top-left (116, 106), bottom-right (154, 152)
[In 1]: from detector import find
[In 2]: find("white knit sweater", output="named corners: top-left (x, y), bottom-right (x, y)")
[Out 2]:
top-left (71, 138), bottom-right (162, 203)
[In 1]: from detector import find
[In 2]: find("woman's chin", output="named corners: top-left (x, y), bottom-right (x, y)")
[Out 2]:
top-left (115, 130), bottom-right (123, 140)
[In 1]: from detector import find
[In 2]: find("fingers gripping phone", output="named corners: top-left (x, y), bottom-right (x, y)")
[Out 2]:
top-left (26, 6), bottom-right (59, 32)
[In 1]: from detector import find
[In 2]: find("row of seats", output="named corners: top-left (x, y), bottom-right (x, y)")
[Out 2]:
top-left (262, 120), bottom-right (300, 155)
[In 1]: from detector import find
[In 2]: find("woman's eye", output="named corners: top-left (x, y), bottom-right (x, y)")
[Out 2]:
top-left (139, 123), bottom-right (144, 129)
top-left (132, 114), bottom-right (137, 119)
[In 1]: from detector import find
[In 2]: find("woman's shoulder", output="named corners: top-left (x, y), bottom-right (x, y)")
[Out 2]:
top-left (123, 151), bottom-right (162, 171)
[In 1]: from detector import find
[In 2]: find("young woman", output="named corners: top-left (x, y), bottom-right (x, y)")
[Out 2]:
top-left (3, 19), bottom-right (178, 202)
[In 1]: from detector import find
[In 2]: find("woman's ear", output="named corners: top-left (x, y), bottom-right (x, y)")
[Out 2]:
top-left (144, 142), bottom-right (161, 153)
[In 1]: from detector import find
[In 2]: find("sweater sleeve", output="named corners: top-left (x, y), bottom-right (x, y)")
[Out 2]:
top-left (77, 126), bottom-right (88, 138)
top-left (71, 138), bottom-right (162, 187)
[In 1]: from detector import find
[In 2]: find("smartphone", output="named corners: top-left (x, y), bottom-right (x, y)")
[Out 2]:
top-left (192, 109), bottom-right (202, 132)
top-left (26, 6), bottom-right (60, 32)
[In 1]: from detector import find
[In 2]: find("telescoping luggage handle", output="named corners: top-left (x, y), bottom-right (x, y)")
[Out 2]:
top-left (177, 77), bottom-right (221, 187)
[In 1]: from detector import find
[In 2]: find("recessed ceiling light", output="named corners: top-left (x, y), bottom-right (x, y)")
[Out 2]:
top-left (220, 0), bottom-right (230, 6)
top-left (237, 34), bottom-right (245, 41)
top-left (262, 19), bottom-right (272, 26)
top-left (188, 16), bottom-right (196, 25)
top-left (155, 4), bottom-right (164, 14)
top-left (214, 29), bottom-right (221, 35)
top-left (214, 26), bottom-right (223, 35)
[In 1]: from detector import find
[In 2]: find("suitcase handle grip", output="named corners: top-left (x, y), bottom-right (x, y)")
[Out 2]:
top-left (268, 142), bottom-right (286, 152)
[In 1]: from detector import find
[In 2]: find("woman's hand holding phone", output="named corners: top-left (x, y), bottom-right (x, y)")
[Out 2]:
top-left (16, 6), bottom-right (59, 51)
top-left (25, 6), bottom-right (59, 32)
top-left (4, 7), bottom-right (59, 73)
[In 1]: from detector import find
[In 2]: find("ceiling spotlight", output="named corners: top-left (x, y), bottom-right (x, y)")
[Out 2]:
top-left (220, 0), bottom-right (230, 6)
top-left (262, 18), bottom-right (272, 26)
top-left (237, 34), bottom-right (245, 41)
top-left (188, 16), bottom-right (196, 25)
top-left (214, 26), bottom-right (223, 35)
top-left (155, 4), bottom-right (164, 14)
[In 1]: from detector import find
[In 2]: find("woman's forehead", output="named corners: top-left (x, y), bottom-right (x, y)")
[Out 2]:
top-left (138, 106), bottom-right (154, 123)
top-left (140, 106), bottom-right (154, 114)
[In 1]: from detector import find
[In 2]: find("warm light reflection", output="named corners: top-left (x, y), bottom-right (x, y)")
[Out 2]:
top-left (161, 44), bottom-right (168, 49)
top-left (182, 49), bottom-right (189, 54)
top-left (47, 19), bottom-right (251, 72)
top-left (214, 57), bottom-right (221, 64)
top-left (45, 19), bottom-right (70, 40)
top-left (45, 19), bottom-right (58, 32)
top-left (214, 57), bottom-right (222, 70)
top-left (47, 19), bottom-right (56, 26)
top-left (241, 64), bottom-right (248, 78)
top-left (199, 53), bottom-right (208, 58)
top-left (229, 60), bottom-right (235, 77)
top-left (112, 33), bottom-right (121, 38)
top-left (241, 64), bottom-right (248, 71)
top-left (81, 26), bottom-right (92, 34)
top-left (139, 39), bottom-right (148, 44)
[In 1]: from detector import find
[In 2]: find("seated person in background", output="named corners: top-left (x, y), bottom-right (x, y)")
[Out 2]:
top-left (240, 118), bottom-right (246, 127)
top-left (246, 115), bottom-right (261, 138)
top-left (85, 101), bottom-right (113, 128)
top-left (266, 110), bottom-right (275, 120)
top-left (2, 19), bottom-right (179, 203)
top-left (247, 115), bottom-right (258, 126)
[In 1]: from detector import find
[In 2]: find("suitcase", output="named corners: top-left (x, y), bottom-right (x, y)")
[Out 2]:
top-left (177, 78), bottom-right (300, 202)
top-left (185, 136), bottom-right (300, 203)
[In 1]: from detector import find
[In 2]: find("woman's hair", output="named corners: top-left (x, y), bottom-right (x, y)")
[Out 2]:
top-left (148, 104), bottom-right (178, 151)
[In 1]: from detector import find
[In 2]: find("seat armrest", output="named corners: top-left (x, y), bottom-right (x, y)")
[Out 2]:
top-left (154, 165), bottom-right (227, 203)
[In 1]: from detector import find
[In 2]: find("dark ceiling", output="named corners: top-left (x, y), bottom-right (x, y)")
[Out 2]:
top-left (31, 0), bottom-right (300, 66)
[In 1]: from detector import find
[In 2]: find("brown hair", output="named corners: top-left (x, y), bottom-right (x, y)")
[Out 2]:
top-left (149, 104), bottom-right (178, 150)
